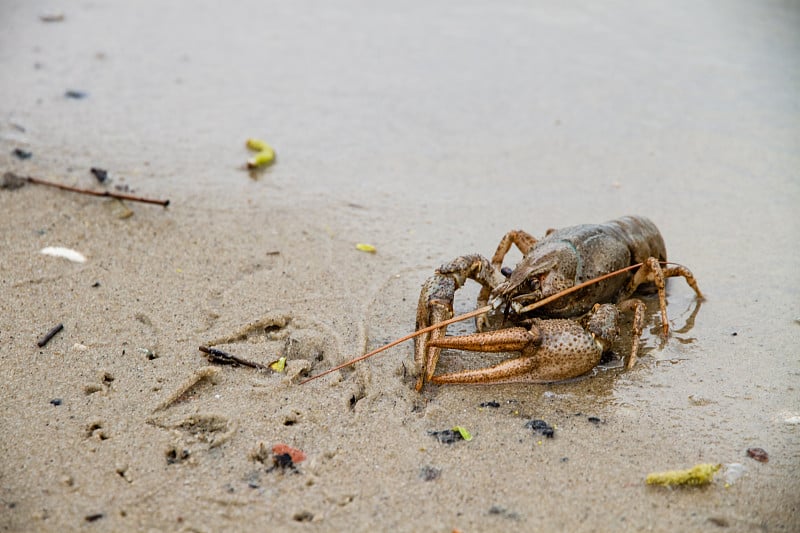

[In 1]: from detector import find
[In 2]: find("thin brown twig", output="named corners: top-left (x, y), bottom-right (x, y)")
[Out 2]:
top-left (23, 175), bottom-right (170, 206)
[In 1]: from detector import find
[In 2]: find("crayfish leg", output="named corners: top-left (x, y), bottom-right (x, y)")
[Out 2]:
top-left (415, 275), bottom-right (455, 391)
top-left (623, 257), bottom-right (702, 337)
top-left (617, 299), bottom-right (645, 369)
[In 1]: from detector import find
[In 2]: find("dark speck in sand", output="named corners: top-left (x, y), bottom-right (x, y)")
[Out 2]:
top-left (746, 447), bottom-right (769, 463)
top-left (166, 448), bottom-right (190, 465)
top-left (64, 90), bottom-right (88, 99)
top-left (420, 466), bottom-right (441, 481)
top-left (90, 167), bottom-right (108, 183)
top-left (293, 511), bottom-right (314, 522)
top-left (708, 516), bottom-right (730, 527)
top-left (429, 429), bottom-right (463, 444)
top-left (268, 453), bottom-right (298, 472)
top-left (488, 505), bottom-right (520, 520)
top-left (480, 401), bottom-right (500, 408)
top-left (12, 148), bottom-right (32, 160)
top-left (525, 419), bottom-right (555, 438)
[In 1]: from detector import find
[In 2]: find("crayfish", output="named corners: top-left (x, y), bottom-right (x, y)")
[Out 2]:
top-left (302, 216), bottom-right (703, 391)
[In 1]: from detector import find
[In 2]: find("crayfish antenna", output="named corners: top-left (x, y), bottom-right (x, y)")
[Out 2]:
top-left (299, 305), bottom-right (492, 385)
top-left (300, 262), bottom-right (650, 386)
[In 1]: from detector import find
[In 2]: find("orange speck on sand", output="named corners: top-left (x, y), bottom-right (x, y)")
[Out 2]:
top-left (272, 443), bottom-right (306, 463)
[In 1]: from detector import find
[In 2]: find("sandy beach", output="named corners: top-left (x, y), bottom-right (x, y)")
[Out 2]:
top-left (1, 1), bottom-right (799, 531)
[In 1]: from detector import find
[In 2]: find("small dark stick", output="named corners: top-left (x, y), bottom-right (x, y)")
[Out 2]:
top-left (37, 323), bottom-right (64, 347)
top-left (198, 346), bottom-right (268, 370)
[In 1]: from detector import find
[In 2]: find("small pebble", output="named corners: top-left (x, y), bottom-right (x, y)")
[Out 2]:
top-left (12, 148), bottom-right (32, 160)
top-left (428, 429), bottom-right (463, 444)
top-left (419, 466), bottom-right (441, 481)
top-left (525, 419), bottom-right (555, 438)
top-left (272, 453), bottom-right (294, 469)
top-left (90, 167), bottom-right (108, 183)
top-left (746, 447), bottom-right (769, 463)
top-left (50, 398), bottom-right (62, 406)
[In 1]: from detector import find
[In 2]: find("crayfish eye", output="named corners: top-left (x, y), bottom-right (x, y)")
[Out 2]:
top-left (520, 277), bottom-right (540, 294)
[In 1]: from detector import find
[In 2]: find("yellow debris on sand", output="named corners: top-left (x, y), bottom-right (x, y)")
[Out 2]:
top-left (646, 463), bottom-right (720, 486)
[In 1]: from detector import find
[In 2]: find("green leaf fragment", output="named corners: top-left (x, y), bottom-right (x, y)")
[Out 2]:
top-left (452, 426), bottom-right (473, 441)
top-left (270, 356), bottom-right (286, 372)
top-left (355, 243), bottom-right (376, 253)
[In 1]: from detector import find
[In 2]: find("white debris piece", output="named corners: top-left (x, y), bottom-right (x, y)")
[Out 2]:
top-left (40, 246), bottom-right (87, 263)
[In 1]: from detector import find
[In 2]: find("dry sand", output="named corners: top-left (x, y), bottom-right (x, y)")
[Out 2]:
top-left (1, 1), bottom-right (799, 531)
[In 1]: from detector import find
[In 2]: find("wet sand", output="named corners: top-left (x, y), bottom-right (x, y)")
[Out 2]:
top-left (1, 1), bottom-right (799, 531)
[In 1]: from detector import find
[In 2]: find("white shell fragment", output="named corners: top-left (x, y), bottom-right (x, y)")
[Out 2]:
top-left (40, 246), bottom-right (87, 263)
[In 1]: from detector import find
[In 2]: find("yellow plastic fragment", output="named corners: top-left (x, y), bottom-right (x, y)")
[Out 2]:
top-left (270, 357), bottom-right (287, 373)
top-left (247, 150), bottom-right (275, 169)
top-left (355, 243), bottom-right (377, 253)
top-left (452, 426), bottom-right (473, 441)
top-left (246, 138), bottom-right (269, 152)
top-left (245, 138), bottom-right (276, 168)
top-left (646, 463), bottom-right (720, 486)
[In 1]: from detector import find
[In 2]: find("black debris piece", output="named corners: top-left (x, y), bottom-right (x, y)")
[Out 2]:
top-left (428, 429), bottom-right (463, 444)
top-left (90, 167), bottom-right (108, 183)
top-left (525, 419), bottom-right (555, 438)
